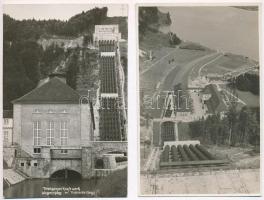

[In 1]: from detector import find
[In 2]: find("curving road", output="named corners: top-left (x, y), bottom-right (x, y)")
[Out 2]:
top-left (141, 49), bottom-right (222, 119)
top-left (169, 52), bottom-right (221, 90)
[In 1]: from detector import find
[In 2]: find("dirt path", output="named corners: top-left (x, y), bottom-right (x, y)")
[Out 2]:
top-left (171, 52), bottom-right (220, 90)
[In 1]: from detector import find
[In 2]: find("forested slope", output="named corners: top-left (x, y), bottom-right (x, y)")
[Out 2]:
top-left (3, 7), bottom-right (127, 110)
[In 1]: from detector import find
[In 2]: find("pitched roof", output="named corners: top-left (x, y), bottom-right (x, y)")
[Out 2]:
top-left (12, 77), bottom-right (81, 104)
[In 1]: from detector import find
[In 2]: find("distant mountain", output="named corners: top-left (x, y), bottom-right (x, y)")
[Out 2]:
top-left (4, 7), bottom-right (127, 41)
top-left (139, 7), bottom-right (171, 36)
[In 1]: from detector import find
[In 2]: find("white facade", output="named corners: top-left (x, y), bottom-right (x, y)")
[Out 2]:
top-left (3, 118), bottom-right (13, 146)
top-left (93, 25), bottom-right (121, 45)
top-left (13, 103), bottom-right (93, 156)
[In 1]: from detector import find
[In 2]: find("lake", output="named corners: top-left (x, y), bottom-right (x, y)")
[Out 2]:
top-left (159, 6), bottom-right (259, 61)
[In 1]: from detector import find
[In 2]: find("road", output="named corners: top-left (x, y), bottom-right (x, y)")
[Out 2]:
top-left (140, 48), bottom-right (179, 75)
top-left (144, 52), bottom-right (221, 119)
top-left (198, 54), bottom-right (223, 77)
top-left (171, 52), bottom-right (220, 90)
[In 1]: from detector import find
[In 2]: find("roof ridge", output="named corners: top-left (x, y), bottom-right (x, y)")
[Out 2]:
top-left (52, 77), bottom-right (82, 97)
top-left (12, 77), bottom-right (81, 104)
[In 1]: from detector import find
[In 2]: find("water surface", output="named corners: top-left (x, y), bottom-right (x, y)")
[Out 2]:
top-left (4, 178), bottom-right (98, 198)
top-left (159, 6), bottom-right (259, 60)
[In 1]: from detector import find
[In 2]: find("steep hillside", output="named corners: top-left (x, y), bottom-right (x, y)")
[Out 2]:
top-left (139, 7), bottom-right (180, 50)
top-left (3, 7), bottom-right (127, 110)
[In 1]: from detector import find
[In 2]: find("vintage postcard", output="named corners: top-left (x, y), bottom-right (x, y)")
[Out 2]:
top-left (138, 5), bottom-right (260, 196)
top-left (3, 4), bottom-right (128, 198)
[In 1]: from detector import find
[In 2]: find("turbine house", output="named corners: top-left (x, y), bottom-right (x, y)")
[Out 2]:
top-left (12, 77), bottom-right (93, 178)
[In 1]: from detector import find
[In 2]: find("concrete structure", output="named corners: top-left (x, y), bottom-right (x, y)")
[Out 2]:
top-left (152, 120), bottom-right (179, 147)
top-left (161, 121), bottom-right (175, 144)
top-left (164, 140), bottom-right (200, 148)
top-left (11, 79), bottom-right (126, 178)
top-left (97, 25), bottom-right (127, 141)
top-left (141, 169), bottom-right (260, 195)
top-left (93, 25), bottom-right (121, 46)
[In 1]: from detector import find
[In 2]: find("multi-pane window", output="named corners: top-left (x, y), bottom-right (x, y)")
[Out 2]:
top-left (60, 149), bottom-right (68, 154)
top-left (60, 121), bottom-right (68, 146)
top-left (34, 148), bottom-right (41, 154)
top-left (33, 109), bottom-right (41, 113)
top-left (33, 121), bottom-right (41, 146)
top-left (47, 121), bottom-right (55, 146)
top-left (48, 109), bottom-right (54, 114)
top-left (4, 131), bottom-right (9, 143)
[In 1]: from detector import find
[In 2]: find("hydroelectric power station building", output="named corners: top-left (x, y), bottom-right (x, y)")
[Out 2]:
top-left (10, 25), bottom-right (127, 179)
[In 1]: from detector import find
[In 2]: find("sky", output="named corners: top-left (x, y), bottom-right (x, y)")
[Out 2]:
top-left (3, 4), bottom-right (127, 20)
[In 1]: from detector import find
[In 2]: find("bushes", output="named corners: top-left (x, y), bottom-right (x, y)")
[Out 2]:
top-left (232, 73), bottom-right (259, 95)
top-left (188, 107), bottom-right (260, 146)
top-left (168, 32), bottom-right (181, 46)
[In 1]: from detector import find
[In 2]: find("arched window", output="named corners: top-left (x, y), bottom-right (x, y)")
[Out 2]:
top-left (95, 158), bottom-right (104, 169)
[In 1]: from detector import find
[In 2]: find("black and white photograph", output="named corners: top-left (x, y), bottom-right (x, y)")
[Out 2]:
top-left (139, 5), bottom-right (260, 195)
top-left (3, 4), bottom-right (128, 198)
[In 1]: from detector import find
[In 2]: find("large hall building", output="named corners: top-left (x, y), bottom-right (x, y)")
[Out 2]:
top-left (5, 25), bottom-right (127, 179)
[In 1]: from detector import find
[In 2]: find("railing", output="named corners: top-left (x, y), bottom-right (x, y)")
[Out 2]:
top-left (116, 161), bottom-right (127, 167)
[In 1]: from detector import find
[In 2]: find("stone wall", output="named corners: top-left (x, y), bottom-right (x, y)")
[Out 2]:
top-left (15, 157), bottom-right (82, 178)
top-left (16, 158), bottom-right (51, 178)
top-left (91, 141), bottom-right (127, 156)
top-left (14, 142), bottom-right (127, 179)
top-left (152, 121), bottom-right (161, 146)
top-left (50, 159), bottom-right (82, 176)
top-left (81, 147), bottom-right (93, 178)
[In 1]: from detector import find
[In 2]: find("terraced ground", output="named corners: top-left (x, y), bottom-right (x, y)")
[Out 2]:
top-left (140, 46), bottom-right (219, 118)
top-left (140, 47), bottom-right (210, 95)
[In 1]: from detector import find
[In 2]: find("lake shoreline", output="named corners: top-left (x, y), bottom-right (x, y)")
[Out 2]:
top-left (158, 6), bottom-right (259, 61)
